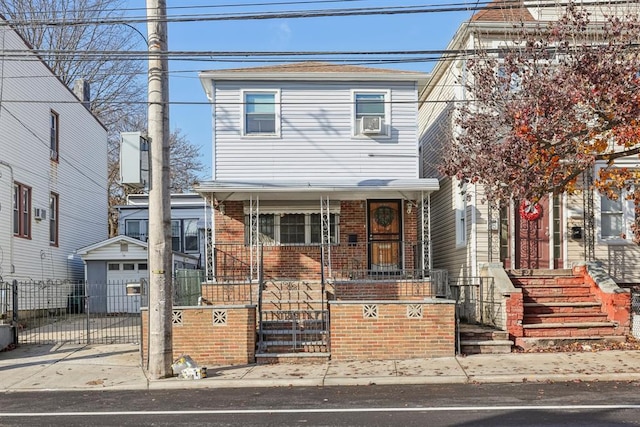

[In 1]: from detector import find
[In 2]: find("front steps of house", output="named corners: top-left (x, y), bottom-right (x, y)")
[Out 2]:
top-left (256, 280), bottom-right (330, 364)
top-left (459, 324), bottom-right (513, 355)
top-left (509, 269), bottom-right (624, 349)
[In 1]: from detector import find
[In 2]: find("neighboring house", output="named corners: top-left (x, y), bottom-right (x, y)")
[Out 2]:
top-left (76, 235), bottom-right (199, 313)
top-left (117, 193), bottom-right (210, 268)
top-left (194, 62), bottom-right (439, 284)
top-left (0, 20), bottom-right (108, 283)
top-left (419, 0), bottom-right (640, 285)
top-left (419, 0), bottom-right (635, 348)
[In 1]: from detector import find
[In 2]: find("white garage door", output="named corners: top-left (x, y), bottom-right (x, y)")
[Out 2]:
top-left (106, 261), bottom-right (148, 313)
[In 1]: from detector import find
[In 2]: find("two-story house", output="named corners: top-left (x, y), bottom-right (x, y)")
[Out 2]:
top-left (195, 62), bottom-right (439, 284)
top-left (0, 21), bottom-right (108, 283)
top-left (190, 62), bottom-right (452, 360)
top-left (419, 0), bottom-right (635, 349)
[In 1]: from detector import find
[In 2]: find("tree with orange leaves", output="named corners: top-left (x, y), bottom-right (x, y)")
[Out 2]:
top-left (442, 2), bottom-right (640, 243)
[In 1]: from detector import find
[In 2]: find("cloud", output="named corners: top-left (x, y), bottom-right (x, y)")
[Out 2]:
top-left (270, 22), bottom-right (292, 47)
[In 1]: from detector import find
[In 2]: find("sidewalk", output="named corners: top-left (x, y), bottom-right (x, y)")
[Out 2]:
top-left (2, 343), bottom-right (640, 392)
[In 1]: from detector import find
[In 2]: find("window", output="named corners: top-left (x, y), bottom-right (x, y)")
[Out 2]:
top-left (280, 214), bottom-right (305, 244)
top-left (126, 218), bottom-right (199, 253)
top-left (183, 219), bottom-right (199, 252)
top-left (243, 91), bottom-right (279, 136)
top-left (353, 91), bottom-right (388, 136)
top-left (125, 219), bottom-right (148, 242)
top-left (123, 263), bottom-right (135, 271)
top-left (171, 220), bottom-right (182, 252)
top-left (13, 182), bottom-right (31, 238)
top-left (49, 192), bottom-right (58, 246)
top-left (108, 263), bottom-right (120, 271)
top-left (245, 213), bottom-right (339, 245)
top-left (50, 110), bottom-right (59, 161)
top-left (455, 185), bottom-right (467, 246)
top-left (600, 191), bottom-right (627, 240)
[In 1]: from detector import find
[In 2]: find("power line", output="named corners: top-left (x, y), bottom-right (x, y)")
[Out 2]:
top-left (0, 1), bottom-right (532, 27)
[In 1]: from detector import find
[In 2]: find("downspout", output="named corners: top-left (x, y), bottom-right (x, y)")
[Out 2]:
top-left (0, 161), bottom-right (14, 276)
top-left (471, 186), bottom-right (478, 277)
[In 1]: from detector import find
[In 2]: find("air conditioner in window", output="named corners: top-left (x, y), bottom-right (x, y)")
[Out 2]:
top-left (361, 116), bottom-right (383, 134)
top-left (34, 207), bottom-right (47, 221)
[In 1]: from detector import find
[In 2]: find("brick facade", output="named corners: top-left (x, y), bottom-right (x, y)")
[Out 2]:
top-left (212, 200), bottom-right (422, 281)
top-left (141, 305), bottom-right (256, 368)
top-left (329, 300), bottom-right (455, 361)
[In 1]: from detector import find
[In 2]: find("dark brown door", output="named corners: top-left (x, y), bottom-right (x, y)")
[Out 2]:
top-left (514, 198), bottom-right (550, 269)
top-left (368, 200), bottom-right (402, 272)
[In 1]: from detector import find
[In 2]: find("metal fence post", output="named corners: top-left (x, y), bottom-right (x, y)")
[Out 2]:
top-left (12, 280), bottom-right (18, 346)
top-left (85, 281), bottom-right (91, 345)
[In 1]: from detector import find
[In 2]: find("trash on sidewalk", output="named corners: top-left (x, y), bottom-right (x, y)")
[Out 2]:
top-left (171, 355), bottom-right (207, 380)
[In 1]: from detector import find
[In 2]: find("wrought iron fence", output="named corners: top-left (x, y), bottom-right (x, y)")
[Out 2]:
top-left (10, 279), bottom-right (142, 345)
top-left (632, 288), bottom-right (640, 339)
top-left (449, 276), bottom-right (503, 327)
top-left (211, 241), bottom-right (432, 283)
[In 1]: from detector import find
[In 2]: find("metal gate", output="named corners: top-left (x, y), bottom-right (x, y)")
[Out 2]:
top-left (9, 279), bottom-right (142, 345)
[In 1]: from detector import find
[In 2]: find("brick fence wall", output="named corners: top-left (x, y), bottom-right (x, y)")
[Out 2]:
top-left (141, 305), bottom-right (256, 368)
top-left (329, 300), bottom-right (455, 361)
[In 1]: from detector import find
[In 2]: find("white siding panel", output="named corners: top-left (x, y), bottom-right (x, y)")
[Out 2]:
top-left (213, 81), bottom-right (419, 180)
top-left (0, 26), bottom-right (108, 282)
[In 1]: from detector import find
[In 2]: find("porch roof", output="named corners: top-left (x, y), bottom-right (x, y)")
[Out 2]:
top-left (193, 178), bottom-right (439, 202)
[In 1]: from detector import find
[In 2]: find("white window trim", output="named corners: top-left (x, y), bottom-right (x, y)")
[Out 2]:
top-left (594, 162), bottom-right (636, 244)
top-left (240, 89), bottom-right (281, 138)
top-left (351, 89), bottom-right (391, 139)
top-left (595, 189), bottom-right (634, 244)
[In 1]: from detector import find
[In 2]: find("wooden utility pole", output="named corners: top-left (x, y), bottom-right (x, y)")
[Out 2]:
top-left (146, 0), bottom-right (172, 379)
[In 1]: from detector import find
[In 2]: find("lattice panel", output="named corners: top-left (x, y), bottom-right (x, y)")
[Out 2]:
top-left (171, 310), bottom-right (183, 326)
top-left (363, 304), bottom-right (378, 319)
top-left (407, 304), bottom-right (423, 319)
top-left (212, 309), bottom-right (227, 326)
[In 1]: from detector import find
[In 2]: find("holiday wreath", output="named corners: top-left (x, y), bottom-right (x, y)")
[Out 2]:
top-left (519, 200), bottom-right (542, 221)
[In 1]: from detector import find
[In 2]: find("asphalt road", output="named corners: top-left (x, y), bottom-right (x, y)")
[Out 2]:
top-left (1, 381), bottom-right (640, 426)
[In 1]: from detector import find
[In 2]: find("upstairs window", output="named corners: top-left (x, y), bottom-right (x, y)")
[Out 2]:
top-left (49, 192), bottom-right (59, 246)
top-left (353, 91), bottom-right (389, 136)
top-left (243, 91), bottom-right (279, 136)
top-left (50, 110), bottom-right (59, 161)
top-left (13, 182), bottom-right (31, 238)
top-left (125, 219), bottom-right (148, 242)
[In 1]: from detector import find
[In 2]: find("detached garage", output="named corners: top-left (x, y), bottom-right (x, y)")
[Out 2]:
top-left (76, 235), bottom-right (199, 313)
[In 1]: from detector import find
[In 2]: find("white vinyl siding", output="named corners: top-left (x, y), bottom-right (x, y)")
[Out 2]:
top-left (0, 24), bottom-right (108, 281)
top-left (213, 81), bottom-right (419, 180)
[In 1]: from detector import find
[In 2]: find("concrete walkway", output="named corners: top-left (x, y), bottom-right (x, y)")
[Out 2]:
top-left (2, 343), bottom-right (640, 392)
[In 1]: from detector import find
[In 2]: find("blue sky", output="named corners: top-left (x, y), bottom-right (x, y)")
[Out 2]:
top-left (126, 1), bottom-right (476, 179)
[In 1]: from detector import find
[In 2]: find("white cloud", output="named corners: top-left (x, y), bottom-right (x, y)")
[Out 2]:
top-left (270, 22), bottom-right (292, 47)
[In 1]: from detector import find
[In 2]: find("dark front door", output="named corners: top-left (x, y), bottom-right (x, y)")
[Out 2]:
top-left (514, 197), bottom-right (550, 269)
top-left (367, 200), bottom-right (402, 272)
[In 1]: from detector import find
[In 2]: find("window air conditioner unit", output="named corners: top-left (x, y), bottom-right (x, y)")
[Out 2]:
top-left (34, 207), bottom-right (47, 221)
top-left (361, 116), bottom-right (383, 134)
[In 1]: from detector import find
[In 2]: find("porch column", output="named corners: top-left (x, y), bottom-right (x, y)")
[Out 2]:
top-left (249, 195), bottom-right (260, 282)
top-left (420, 191), bottom-right (431, 271)
top-left (320, 195), bottom-right (332, 277)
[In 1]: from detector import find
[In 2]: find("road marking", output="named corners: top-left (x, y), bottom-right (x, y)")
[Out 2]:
top-left (2, 405), bottom-right (640, 417)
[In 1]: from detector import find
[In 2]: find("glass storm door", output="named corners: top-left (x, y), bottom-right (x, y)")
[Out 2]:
top-left (367, 200), bottom-right (402, 272)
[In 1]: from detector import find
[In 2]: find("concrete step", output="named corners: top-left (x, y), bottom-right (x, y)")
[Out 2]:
top-left (508, 269), bottom-right (574, 277)
top-left (255, 352), bottom-right (330, 364)
top-left (523, 302), bottom-right (603, 315)
top-left (460, 340), bottom-right (513, 355)
top-left (523, 295), bottom-right (599, 304)
top-left (522, 286), bottom-right (592, 298)
top-left (524, 313), bottom-right (609, 324)
top-left (511, 277), bottom-right (586, 287)
top-left (522, 321), bottom-right (618, 338)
